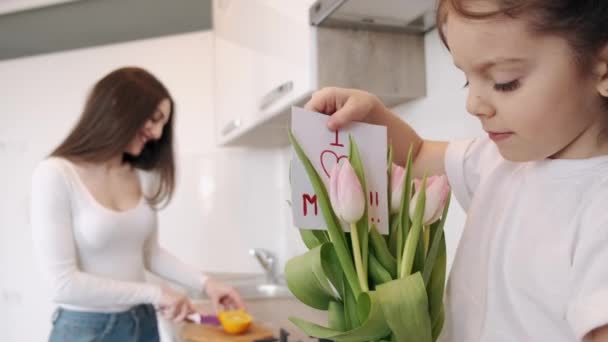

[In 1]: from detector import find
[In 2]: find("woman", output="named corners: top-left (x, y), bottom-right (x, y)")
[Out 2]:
top-left (31, 67), bottom-right (245, 341)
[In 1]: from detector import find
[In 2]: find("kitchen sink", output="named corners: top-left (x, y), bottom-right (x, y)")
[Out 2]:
top-left (235, 282), bottom-right (292, 299)
top-left (185, 273), bottom-right (292, 300)
top-left (227, 274), bottom-right (292, 300)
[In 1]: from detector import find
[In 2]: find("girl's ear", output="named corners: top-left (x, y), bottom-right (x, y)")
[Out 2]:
top-left (596, 43), bottom-right (608, 98)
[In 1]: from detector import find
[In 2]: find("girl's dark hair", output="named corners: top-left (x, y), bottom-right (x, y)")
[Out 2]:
top-left (51, 67), bottom-right (175, 207)
top-left (436, 0), bottom-right (608, 68)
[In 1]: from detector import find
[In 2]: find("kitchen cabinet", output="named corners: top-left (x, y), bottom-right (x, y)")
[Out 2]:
top-left (213, 0), bottom-right (430, 147)
top-left (213, 0), bottom-right (315, 147)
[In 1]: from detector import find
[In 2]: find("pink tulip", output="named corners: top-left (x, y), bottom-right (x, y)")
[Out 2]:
top-left (329, 160), bottom-right (365, 224)
top-left (409, 175), bottom-right (450, 225)
top-left (390, 163), bottom-right (406, 214)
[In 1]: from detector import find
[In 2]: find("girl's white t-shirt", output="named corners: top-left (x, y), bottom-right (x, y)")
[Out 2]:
top-left (440, 137), bottom-right (608, 341)
top-left (31, 157), bottom-right (206, 312)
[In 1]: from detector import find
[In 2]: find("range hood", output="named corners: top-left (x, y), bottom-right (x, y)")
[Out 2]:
top-left (215, 0), bottom-right (436, 148)
top-left (310, 0), bottom-right (437, 33)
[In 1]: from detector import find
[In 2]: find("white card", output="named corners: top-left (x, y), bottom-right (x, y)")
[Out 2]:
top-left (290, 107), bottom-right (388, 234)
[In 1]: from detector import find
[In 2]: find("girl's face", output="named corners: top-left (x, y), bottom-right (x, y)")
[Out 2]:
top-left (444, 6), bottom-right (608, 161)
top-left (125, 98), bottom-right (171, 157)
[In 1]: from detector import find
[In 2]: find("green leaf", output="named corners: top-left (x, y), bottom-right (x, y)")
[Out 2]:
top-left (400, 175), bottom-right (426, 278)
top-left (432, 305), bottom-right (445, 341)
top-left (387, 145), bottom-right (393, 213)
top-left (350, 223), bottom-right (369, 292)
top-left (370, 225), bottom-right (397, 278)
top-left (377, 273), bottom-right (433, 342)
top-left (343, 273), bottom-right (358, 330)
top-left (299, 229), bottom-right (330, 250)
top-left (320, 242), bottom-right (346, 299)
top-left (395, 146), bottom-right (414, 276)
top-left (388, 215), bottom-right (400, 257)
top-left (427, 232), bottom-right (446, 341)
top-left (289, 291), bottom-right (391, 341)
top-left (387, 145), bottom-right (394, 174)
top-left (369, 253), bottom-right (393, 285)
top-left (343, 278), bottom-right (361, 330)
top-left (289, 130), bottom-right (362, 296)
top-left (328, 301), bottom-right (346, 332)
top-left (413, 228), bottom-right (427, 274)
top-left (284, 243), bottom-right (342, 310)
top-left (423, 202), bottom-right (449, 341)
top-left (348, 135), bottom-right (369, 289)
top-left (421, 197), bottom-right (452, 337)
top-left (422, 195), bottom-right (451, 285)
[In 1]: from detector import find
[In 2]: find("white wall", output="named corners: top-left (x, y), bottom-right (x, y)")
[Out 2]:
top-left (0, 31), bottom-right (288, 341)
top-left (0, 25), bottom-right (485, 342)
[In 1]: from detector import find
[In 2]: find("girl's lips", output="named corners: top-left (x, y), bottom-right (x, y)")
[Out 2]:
top-left (488, 132), bottom-right (513, 141)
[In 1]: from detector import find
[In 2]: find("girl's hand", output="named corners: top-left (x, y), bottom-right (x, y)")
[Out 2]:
top-left (306, 87), bottom-right (437, 174)
top-left (158, 286), bottom-right (197, 323)
top-left (204, 278), bottom-right (246, 313)
top-left (304, 87), bottom-right (387, 130)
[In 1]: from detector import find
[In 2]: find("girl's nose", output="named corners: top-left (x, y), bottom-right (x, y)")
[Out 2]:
top-left (466, 91), bottom-right (495, 119)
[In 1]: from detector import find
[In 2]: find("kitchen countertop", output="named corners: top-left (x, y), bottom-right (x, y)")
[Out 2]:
top-left (182, 297), bottom-right (327, 342)
top-left (163, 272), bottom-right (328, 342)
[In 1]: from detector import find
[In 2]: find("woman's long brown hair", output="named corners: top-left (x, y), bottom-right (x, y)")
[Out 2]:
top-left (51, 67), bottom-right (175, 208)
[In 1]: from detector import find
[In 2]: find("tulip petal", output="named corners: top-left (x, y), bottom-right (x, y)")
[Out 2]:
top-left (390, 164), bottom-right (405, 214)
top-left (413, 178), bottom-right (422, 193)
top-left (423, 175), bottom-right (450, 225)
top-left (329, 163), bottom-right (342, 218)
top-left (337, 161), bottom-right (365, 224)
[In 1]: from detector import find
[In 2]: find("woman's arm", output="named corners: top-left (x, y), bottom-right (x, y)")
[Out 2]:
top-left (143, 225), bottom-right (207, 293)
top-left (143, 224), bottom-right (246, 311)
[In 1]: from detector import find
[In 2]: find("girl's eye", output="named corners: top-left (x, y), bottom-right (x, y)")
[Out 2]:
top-left (494, 80), bottom-right (520, 92)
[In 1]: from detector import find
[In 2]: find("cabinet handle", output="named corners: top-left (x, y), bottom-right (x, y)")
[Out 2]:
top-left (221, 118), bottom-right (241, 136)
top-left (259, 80), bottom-right (293, 111)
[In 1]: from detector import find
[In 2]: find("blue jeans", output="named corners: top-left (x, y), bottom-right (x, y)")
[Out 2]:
top-left (49, 304), bottom-right (160, 342)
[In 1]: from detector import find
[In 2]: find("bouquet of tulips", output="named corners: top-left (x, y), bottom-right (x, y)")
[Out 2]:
top-left (285, 131), bottom-right (451, 342)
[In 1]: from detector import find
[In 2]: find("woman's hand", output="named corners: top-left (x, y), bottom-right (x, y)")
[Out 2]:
top-left (158, 286), bottom-right (197, 323)
top-left (304, 87), bottom-right (387, 130)
top-left (204, 278), bottom-right (246, 313)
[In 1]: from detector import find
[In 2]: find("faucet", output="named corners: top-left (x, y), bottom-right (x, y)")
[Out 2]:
top-left (249, 248), bottom-right (279, 284)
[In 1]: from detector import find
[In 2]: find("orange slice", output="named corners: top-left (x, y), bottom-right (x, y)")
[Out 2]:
top-left (217, 310), bottom-right (252, 334)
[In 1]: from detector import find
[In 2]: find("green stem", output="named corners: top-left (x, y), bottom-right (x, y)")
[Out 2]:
top-left (399, 177), bottom-right (426, 278)
top-left (396, 223), bottom-right (403, 278)
top-left (350, 223), bottom-right (369, 292)
top-left (423, 225), bottom-right (430, 256)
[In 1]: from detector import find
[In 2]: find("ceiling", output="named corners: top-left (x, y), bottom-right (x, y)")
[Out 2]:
top-left (0, 0), bottom-right (213, 61)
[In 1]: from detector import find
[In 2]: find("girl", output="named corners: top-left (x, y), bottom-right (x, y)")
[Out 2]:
top-left (31, 67), bottom-right (244, 342)
top-left (305, 0), bottom-right (608, 341)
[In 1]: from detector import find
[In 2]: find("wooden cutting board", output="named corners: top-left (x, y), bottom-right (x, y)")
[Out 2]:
top-left (181, 322), bottom-right (274, 342)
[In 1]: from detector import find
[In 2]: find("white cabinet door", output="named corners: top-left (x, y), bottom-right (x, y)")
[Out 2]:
top-left (213, 0), bottom-right (317, 144)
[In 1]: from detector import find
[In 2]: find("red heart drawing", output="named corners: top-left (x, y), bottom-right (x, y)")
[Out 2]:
top-left (320, 150), bottom-right (348, 178)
